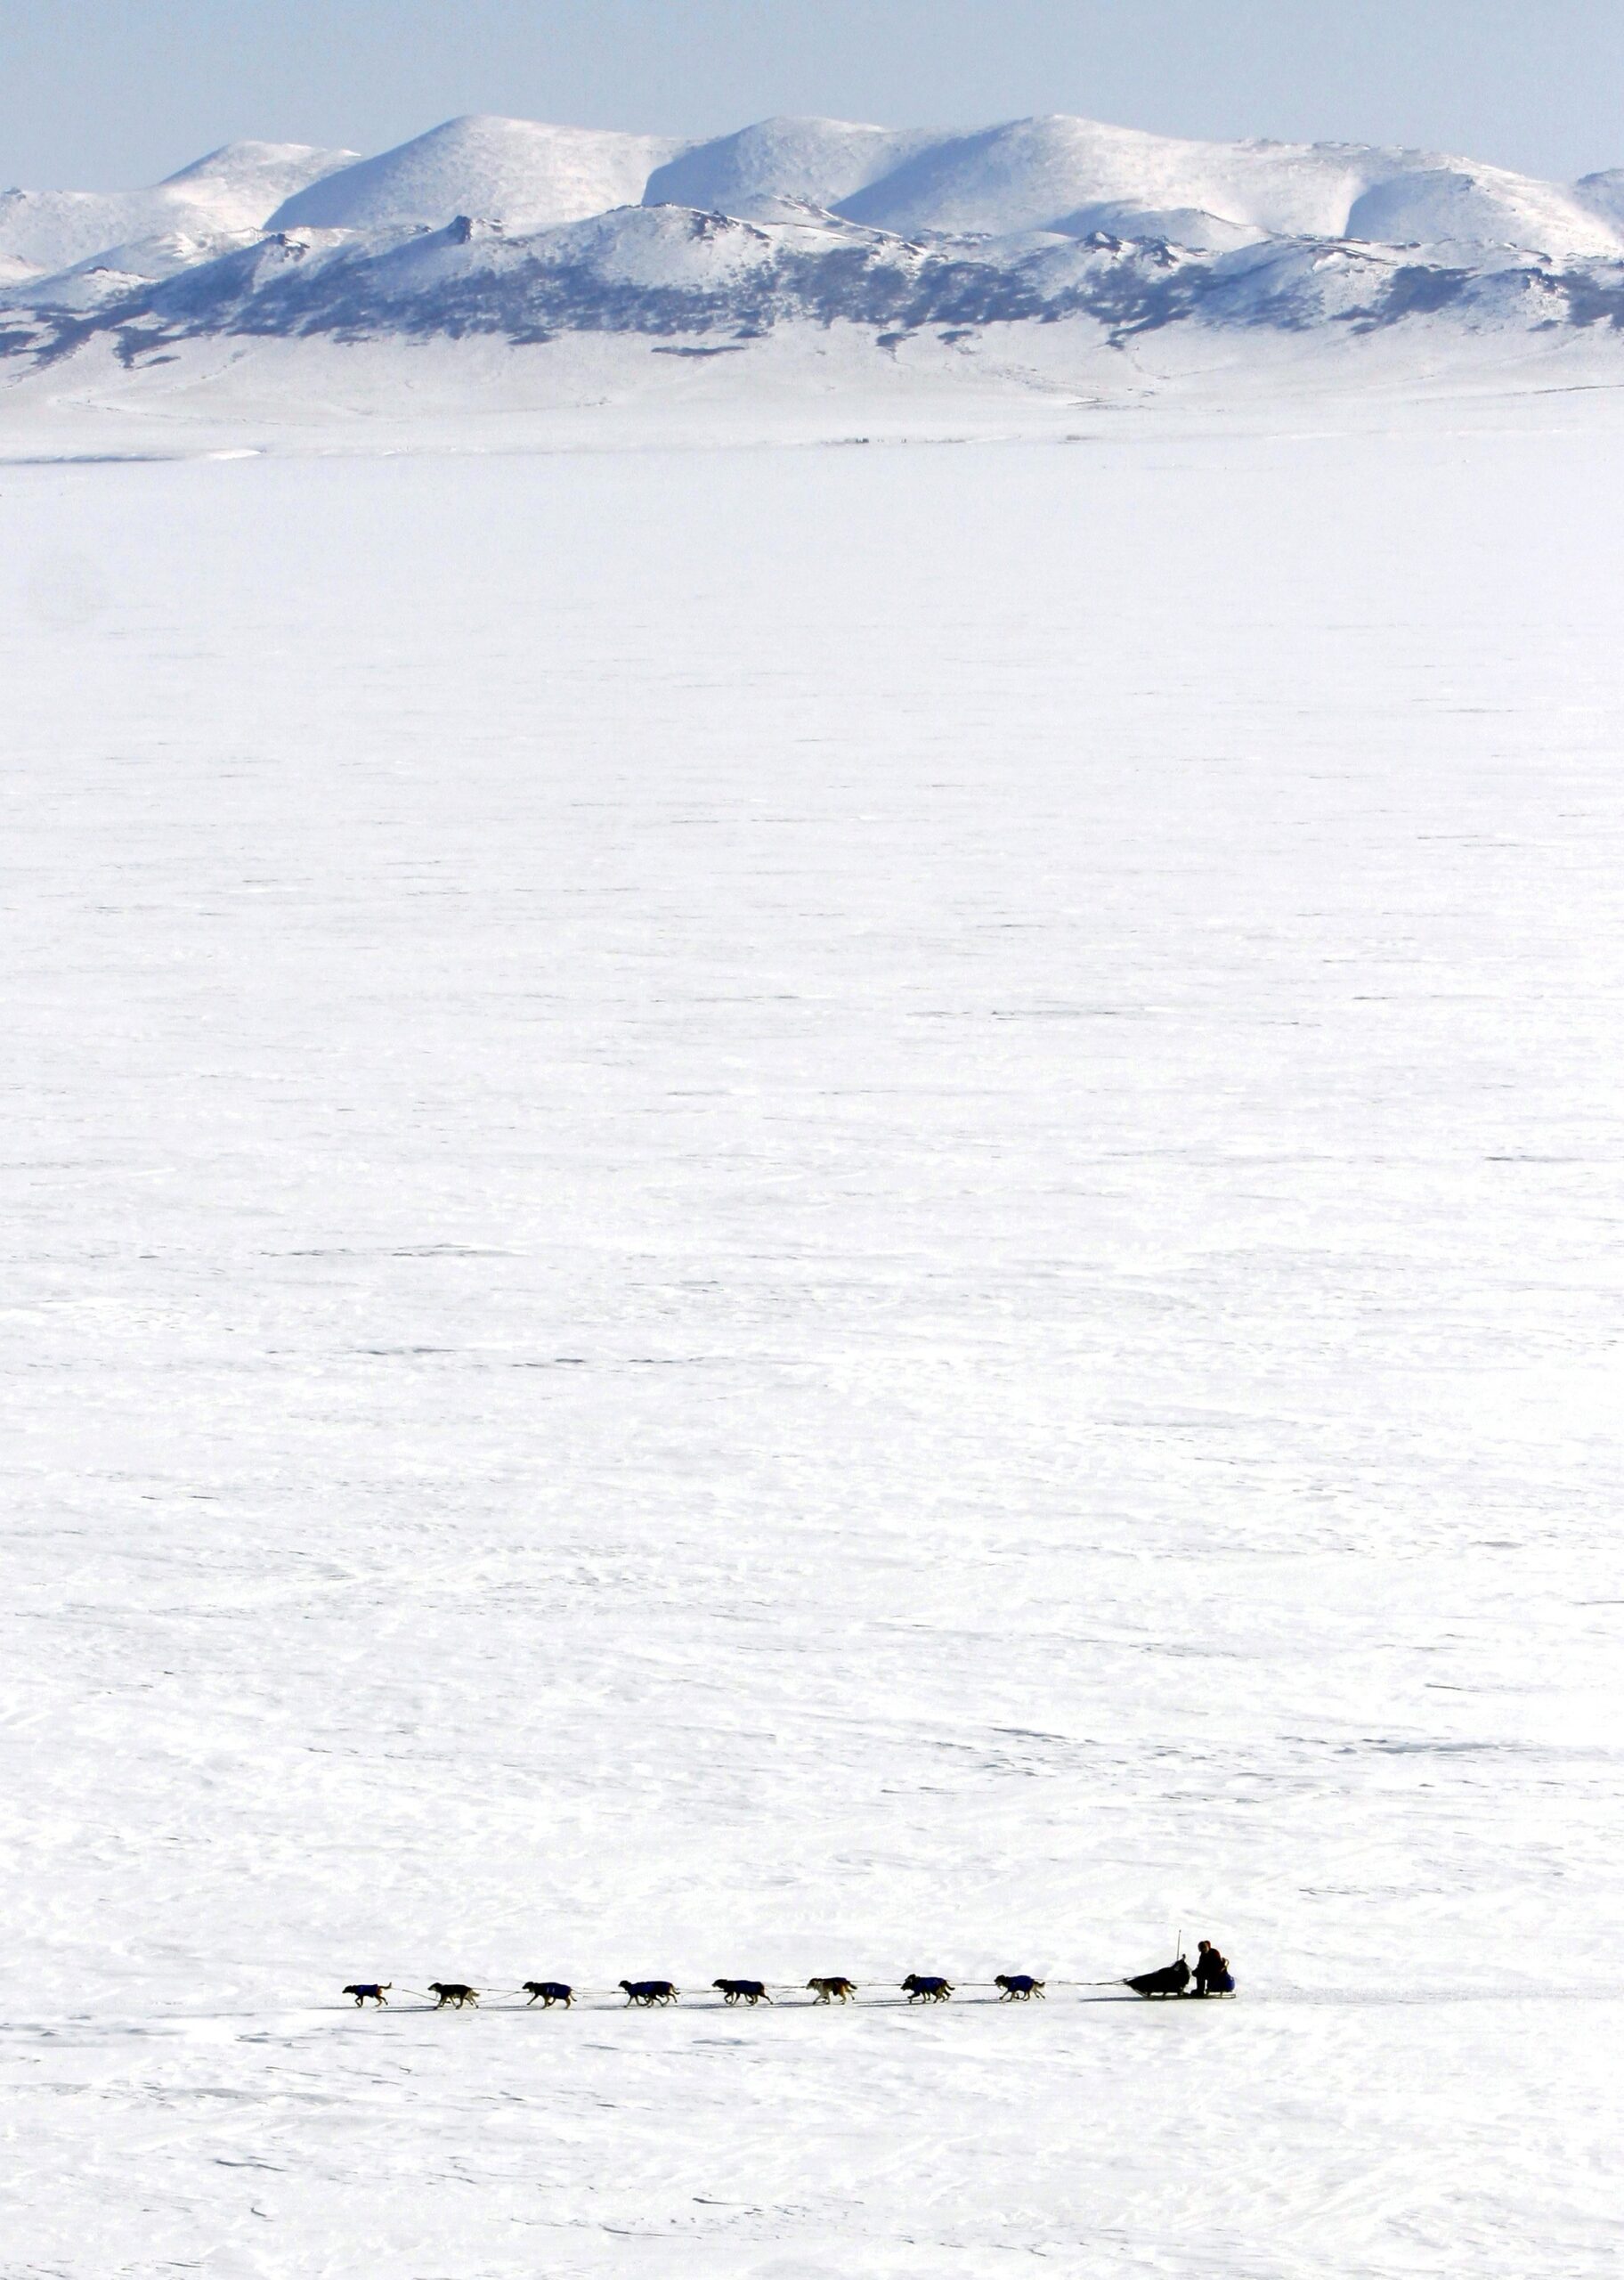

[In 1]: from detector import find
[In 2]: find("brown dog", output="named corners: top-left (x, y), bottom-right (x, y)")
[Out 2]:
top-left (807, 1977), bottom-right (857, 2003)
top-left (523, 1982), bottom-right (573, 2008)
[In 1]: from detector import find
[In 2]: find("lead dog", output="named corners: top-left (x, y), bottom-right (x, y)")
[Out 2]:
top-left (807, 1977), bottom-right (857, 2003)
top-left (428, 1982), bottom-right (479, 2008)
top-left (343, 1983), bottom-right (390, 2007)
top-left (995, 1974), bottom-right (1045, 2000)
top-left (620, 1979), bottom-right (678, 2006)
top-left (524, 1982), bottom-right (574, 2007)
top-left (902, 1975), bottom-right (953, 2003)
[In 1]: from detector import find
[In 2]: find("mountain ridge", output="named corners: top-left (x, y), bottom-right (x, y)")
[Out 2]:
top-left (0, 141), bottom-right (356, 275)
top-left (5, 110), bottom-right (1624, 408)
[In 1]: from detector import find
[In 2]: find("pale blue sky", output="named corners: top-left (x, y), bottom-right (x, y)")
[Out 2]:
top-left (5, 0), bottom-right (1623, 191)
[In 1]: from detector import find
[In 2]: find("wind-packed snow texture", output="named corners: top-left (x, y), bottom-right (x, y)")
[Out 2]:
top-left (5, 402), bottom-right (1624, 2275)
top-left (7, 110), bottom-right (1624, 395)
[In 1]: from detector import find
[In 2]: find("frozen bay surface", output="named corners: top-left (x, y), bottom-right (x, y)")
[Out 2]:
top-left (3, 410), bottom-right (1623, 2275)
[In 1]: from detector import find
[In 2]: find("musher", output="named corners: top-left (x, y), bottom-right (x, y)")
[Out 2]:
top-left (1192, 1939), bottom-right (1232, 1996)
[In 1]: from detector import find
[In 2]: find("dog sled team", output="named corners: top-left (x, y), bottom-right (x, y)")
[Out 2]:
top-left (342, 1942), bottom-right (1231, 2010)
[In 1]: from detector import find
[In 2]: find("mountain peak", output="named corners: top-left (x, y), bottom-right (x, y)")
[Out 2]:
top-left (268, 114), bottom-right (687, 234)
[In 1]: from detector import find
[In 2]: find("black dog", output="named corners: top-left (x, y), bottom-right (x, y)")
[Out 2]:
top-left (902, 1974), bottom-right (954, 2003)
top-left (620, 1978), bottom-right (678, 2006)
top-left (995, 1974), bottom-right (1045, 2000)
top-left (713, 1978), bottom-right (773, 2006)
top-left (428, 1982), bottom-right (479, 2008)
top-left (343, 1983), bottom-right (390, 2007)
top-left (524, 1982), bottom-right (574, 2007)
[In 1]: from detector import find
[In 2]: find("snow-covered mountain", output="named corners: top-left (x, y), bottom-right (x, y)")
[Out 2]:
top-left (0, 140), bottom-right (356, 275)
top-left (834, 117), bottom-right (1623, 253)
top-left (643, 117), bottom-right (940, 220)
top-left (5, 110), bottom-right (1624, 401)
top-left (33, 200), bottom-right (1621, 351)
top-left (266, 115), bottom-right (686, 236)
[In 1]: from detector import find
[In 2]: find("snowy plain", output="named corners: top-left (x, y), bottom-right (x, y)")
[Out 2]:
top-left (4, 387), bottom-right (1624, 2277)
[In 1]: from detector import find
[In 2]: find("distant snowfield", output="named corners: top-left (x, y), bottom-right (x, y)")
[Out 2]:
top-left (5, 311), bottom-right (1624, 464)
top-left (4, 406), bottom-right (1624, 2276)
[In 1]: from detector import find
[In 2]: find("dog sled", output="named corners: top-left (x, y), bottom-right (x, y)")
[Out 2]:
top-left (1125, 1958), bottom-right (1190, 1998)
top-left (1124, 1956), bottom-right (1235, 1999)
